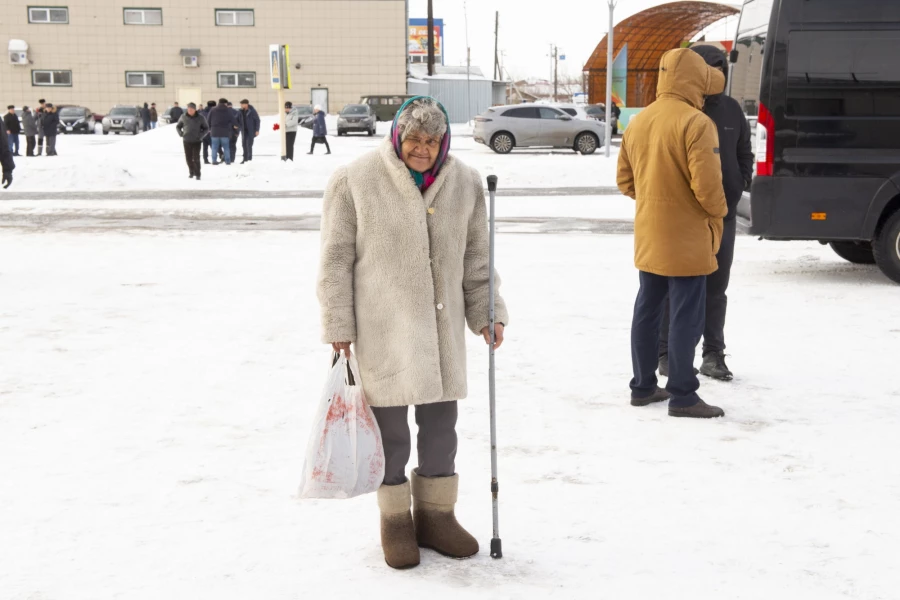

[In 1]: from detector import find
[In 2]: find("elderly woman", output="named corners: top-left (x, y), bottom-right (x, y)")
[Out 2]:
top-left (317, 96), bottom-right (509, 569)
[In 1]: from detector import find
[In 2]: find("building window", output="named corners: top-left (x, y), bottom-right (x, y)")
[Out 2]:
top-left (28, 6), bottom-right (69, 24)
top-left (218, 72), bottom-right (256, 88)
top-left (124, 8), bottom-right (162, 25)
top-left (126, 71), bottom-right (165, 87)
top-left (32, 70), bottom-right (72, 86)
top-left (215, 9), bottom-right (254, 26)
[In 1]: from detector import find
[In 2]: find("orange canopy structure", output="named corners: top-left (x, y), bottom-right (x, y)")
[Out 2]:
top-left (584, 1), bottom-right (739, 108)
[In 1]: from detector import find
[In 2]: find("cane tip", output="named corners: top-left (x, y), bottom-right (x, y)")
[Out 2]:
top-left (487, 175), bottom-right (498, 192)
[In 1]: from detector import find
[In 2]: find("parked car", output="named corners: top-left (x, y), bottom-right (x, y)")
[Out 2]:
top-left (291, 104), bottom-right (314, 121)
top-left (360, 95), bottom-right (414, 121)
top-left (337, 104), bottom-right (377, 136)
top-left (102, 106), bottom-right (143, 135)
top-left (474, 103), bottom-right (607, 154)
top-left (548, 103), bottom-right (591, 120)
top-left (584, 104), bottom-right (619, 133)
top-left (58, 106), bottom-right (95, 134)
top-left (160, 106), bottom-right (175, 125)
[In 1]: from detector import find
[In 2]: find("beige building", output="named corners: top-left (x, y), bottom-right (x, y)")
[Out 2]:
top-left (1, 0), bottom-right (407, 115)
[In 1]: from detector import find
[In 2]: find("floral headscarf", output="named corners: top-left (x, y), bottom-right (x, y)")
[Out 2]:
top-left (391, 96), bottom-right (451, 193)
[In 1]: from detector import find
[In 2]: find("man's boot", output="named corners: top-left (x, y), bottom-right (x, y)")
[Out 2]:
top-left (659, 353), bottom-right (699, 378)
top-left (700, 351), bottom-right (733, 381)
top-left (669, 399), bottom-right (725, 419)
top-left (377, 481), bottom-right (419, 569)
top-left (411, 471), bottom-right (479, 559)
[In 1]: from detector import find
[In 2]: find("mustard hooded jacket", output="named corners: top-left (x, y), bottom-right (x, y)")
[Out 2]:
top-left (617, 48), bottom-right (729, 277)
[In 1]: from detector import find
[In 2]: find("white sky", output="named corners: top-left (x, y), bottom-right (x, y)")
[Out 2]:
top-left (407, 0), bottom-right (743, 81)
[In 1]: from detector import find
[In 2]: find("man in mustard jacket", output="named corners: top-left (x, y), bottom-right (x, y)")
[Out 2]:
top-left (617, 48), bottom-right (729, 419)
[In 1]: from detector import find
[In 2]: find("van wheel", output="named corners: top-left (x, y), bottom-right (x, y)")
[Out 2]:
top-left (575, 132), bottom-right (599, 155)
top-left (829, 241), bottom-right (876, 265)
top-left (491, 132), bottom-right (514, 154)
top-left (873, 210), bottom-right (900, 284)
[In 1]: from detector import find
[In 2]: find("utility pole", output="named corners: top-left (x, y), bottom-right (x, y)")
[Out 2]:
top-left (494, 12), bottom-right (500, 81)
top-left (605, 0), bottom-right (617, 158)
top-left (427, 0), bottom-right (435, 76)
top-left (553, 46), bottom-right (559, 102)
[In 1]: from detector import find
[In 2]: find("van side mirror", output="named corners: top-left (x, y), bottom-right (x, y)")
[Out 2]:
top-left (730, 49), bottom-right (739, 64)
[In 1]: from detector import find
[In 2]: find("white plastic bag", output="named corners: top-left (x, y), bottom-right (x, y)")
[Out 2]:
top-left (299, 352), bottom-right (385, 499)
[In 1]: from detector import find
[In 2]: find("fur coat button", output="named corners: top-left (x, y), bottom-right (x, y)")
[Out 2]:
top-left (427, 207), bottom-right (435, 215)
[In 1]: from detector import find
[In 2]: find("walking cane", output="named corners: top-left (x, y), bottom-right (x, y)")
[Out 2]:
top-left (487, 174), bottom-right (502, 559)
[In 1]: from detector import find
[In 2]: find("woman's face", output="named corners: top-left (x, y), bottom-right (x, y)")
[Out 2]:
top-left (401, 131), bottom-right (442, 173)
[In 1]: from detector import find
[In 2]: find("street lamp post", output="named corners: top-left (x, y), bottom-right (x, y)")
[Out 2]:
top-left (605, 0), bottom-right (617, 158)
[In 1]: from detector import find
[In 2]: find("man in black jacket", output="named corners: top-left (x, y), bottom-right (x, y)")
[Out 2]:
top-left (0, 127), bottom-right (14, 188)
top-left (659, 44), bottom-right (754, 381)
top-left (41, 104), bottom-right (61, 156)
top-left (239, 99), bottom-right (260, 163)
top-left (200, 100), bottom-right (217, 163)
top-left (227, 101), bottom-right (242, 164)
top-left (5, 106), bottom-right (22, 156)
top-left (169, 102), bottom-right (184, 125)
top-left (207, 98), bottom-right (235, 165)
top-left (176, 103), bottom-right (209, 180)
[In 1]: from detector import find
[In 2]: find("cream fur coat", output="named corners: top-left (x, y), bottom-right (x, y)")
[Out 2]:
top-left (317, 137), bottom-right (509, 408)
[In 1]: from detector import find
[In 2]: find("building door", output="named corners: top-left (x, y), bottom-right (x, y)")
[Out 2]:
top-left (311, 88), bottom-right (329, 114)
top-left (178, 88), bottom-right (202, 110)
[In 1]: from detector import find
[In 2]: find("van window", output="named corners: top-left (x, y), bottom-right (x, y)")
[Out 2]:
top-left (787, 30), bottom-right (900, 118)
top-left (729, 0), bottom-right (773, 117)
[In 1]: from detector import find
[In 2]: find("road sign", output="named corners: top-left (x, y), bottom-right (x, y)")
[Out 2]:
top-left (269, 44), bottom-right (291, 90)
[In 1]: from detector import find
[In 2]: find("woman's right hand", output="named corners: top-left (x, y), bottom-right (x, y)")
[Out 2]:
top-left (331, 342), bottom-right (352, 356)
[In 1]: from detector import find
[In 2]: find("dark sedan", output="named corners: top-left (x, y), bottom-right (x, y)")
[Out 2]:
top-left (58, 106), bottom-right (95, 134)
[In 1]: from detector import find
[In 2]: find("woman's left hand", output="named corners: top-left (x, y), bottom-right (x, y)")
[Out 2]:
top-left (481, 324), bottom-right (505, 351)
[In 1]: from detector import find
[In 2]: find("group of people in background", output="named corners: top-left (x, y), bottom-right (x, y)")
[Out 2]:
top-left (4, 99), bottom-right (60, 163)
top-left (141, 103), bottom-right (159, 131)
top-left (174, 98), bottom-right (261, 179)
top-left (283, 102), bottom-right (330, 161)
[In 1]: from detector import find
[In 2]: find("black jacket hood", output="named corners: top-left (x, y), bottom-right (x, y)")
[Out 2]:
top-left (691, 45), bottom-right (728, 103)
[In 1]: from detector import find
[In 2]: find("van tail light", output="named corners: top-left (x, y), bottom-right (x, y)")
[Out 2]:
top-left (756, 101), bottom-right (775, 177)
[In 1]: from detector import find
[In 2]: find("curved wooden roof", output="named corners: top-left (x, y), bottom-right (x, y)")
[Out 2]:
top-left (584, 1), bottom-right (739, 107)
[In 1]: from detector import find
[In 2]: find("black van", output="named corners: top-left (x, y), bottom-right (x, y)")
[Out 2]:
top-left (730, 0), bottom-right (900, 283)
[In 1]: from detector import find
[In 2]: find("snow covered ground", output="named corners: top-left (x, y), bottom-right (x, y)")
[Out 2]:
top-left (6, 116), bottom-right (620, 193)
top-left (1, 229), bottom-right (898, 600)
top-left (2, 110), bottom-right (898, 599)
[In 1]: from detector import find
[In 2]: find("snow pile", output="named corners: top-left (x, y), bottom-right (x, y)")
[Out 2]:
top-left (8, 115), bottom-right (621, 193)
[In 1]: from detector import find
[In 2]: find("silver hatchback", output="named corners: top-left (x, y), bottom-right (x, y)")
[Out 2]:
top-left (474, 104), bottom-right (607, 154)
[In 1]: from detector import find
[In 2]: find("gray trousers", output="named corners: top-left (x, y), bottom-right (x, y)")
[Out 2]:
top-left (371, 401), bottom-right (458, 486)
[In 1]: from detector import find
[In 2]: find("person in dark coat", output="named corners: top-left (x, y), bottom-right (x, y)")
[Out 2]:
top-left (0, 127), bottom-right (14, 188)
top-left (200, 100), bottom-right (217, 163)
top-left (5, 106), bottom-right (22, 156)
top-left (41, 104), bottom-right (60, 156)
top-left (659, 44), bottom-right (754, 382)
top-left (176, 103), bottom-right (210, 180)
top-left (35, 99), bottom-right (46, 156)
top-left (141, 103), bottom-right (151, 132)
top-left (207, 98), bottom-right (235, 165)
top-left (611, 102), bottom-right (622, 135)
top-left (150, 103), bottom-right (159, 129)
top-left (22, 106), bottom-right (38, 157)
top-left (308, 105), bottom-right (330, 154)
top-left (169, 102), bottom-right (184, 125)
top-left (239, 99), bottom-right (261, 163)
top-left (227, 101), bottom-right (242, 164)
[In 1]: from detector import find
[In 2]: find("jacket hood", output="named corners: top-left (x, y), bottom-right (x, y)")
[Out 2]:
top-left (656, 48), bottom-right (726, 110)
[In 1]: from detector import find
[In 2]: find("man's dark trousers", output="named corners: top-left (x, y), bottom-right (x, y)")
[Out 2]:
top-left (230, 133), bottom-right (239, 164)
top-left (285, 132), bottom-right (296, 160)
top-left (242, 135), bottom-right (254, 161)
top-left (632, 272), bottom-right (706, 408)
top-left (183, 141), bottom-right (202, 178)
top-left (202, 138), bottom-right (211, 163)
top-left (660, 217), bottom-right (736, 357)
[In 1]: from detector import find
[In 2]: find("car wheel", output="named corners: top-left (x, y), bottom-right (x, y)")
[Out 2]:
top-left (873, 208), bottom-right (900, 284)
top-left (103, 130), bottom-right (109, 135)
top-left (829, 241), bottom-right (876, 264)
top-left (575, 132), bottom-right (599, 155)
top-left (114, 132), bottom-right (120, 135)
top-left (490, 132), bottom-right (514, 154)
